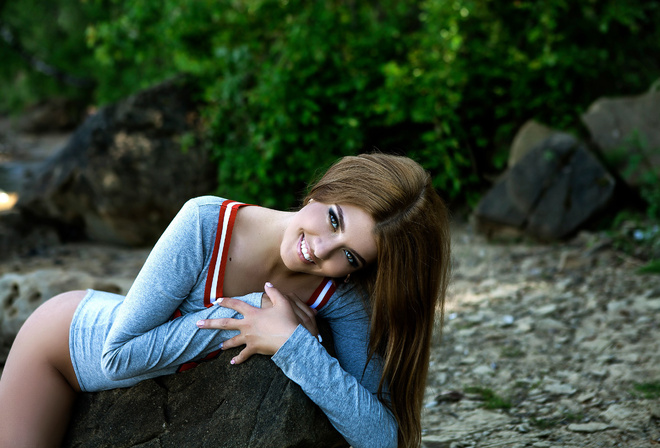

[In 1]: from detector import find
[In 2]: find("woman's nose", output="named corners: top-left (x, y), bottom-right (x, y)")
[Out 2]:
top-left (312, 238), bottom-right (334, 260)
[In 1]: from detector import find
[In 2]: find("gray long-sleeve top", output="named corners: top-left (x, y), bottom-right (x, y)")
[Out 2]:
top-left (68, 196), bottom-right (397, 448)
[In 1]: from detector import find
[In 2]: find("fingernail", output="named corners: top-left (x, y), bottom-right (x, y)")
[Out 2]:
top-left (230, 358), bottom-right (236, 365)
top-left (265, 282), bottom-right (273, 288)
top-left (196, 320), bottom-right (205, 327)
top-left (212, 298), bottom-right (224, 305)
top-left (317, 334), bottom-right (323, 343)
top-left (219, 342), bottom-right (224, 349)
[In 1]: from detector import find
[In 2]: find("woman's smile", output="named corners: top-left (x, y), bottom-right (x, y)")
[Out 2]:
top-left (299, 235), bottom-right (314, 264)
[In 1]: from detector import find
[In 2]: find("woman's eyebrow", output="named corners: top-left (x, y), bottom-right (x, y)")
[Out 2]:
top-left (336, 204), bottom-right (367, 266)
top-left (336, 204), bottom-right (346, 232)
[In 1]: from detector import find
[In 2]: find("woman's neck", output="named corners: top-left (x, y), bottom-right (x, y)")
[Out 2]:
top-left (233, 206), bottom-right (302, 280)
top-left (222, 205), bottom-right (324, 298)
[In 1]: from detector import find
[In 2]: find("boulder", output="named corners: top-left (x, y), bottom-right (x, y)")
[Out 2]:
top-left (63, 324), bottom-right (348, 448)
top-left (16, 97), bottom-right (86, 133)
top-left (0, 209), bottom-right (60, 258)
top-left (508, 120), bottom-right (554, 168)
top-left (0, 269), bottom-right (131, 350)
top-left (14, 76), bottom-right (216, 246)
top-left (474, 132), bottom-right (616, 241)
top-left (581, 90), bottom-right (660, 187)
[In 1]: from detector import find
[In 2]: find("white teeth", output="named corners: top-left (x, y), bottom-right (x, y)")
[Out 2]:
top-left (301, 236), bottom-right (313, 262)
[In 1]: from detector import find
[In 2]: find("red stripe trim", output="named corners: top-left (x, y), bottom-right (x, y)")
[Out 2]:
top-left (316, 281), bottom-right (336, 309)
top-left (306, 280), bottom-right (327, 306)
top-left (306, 278), bottom-right (336, 310)
top-left (203, 202), bottom-right (232, 306)
top-left (216, 204), bottom-right (241, 299)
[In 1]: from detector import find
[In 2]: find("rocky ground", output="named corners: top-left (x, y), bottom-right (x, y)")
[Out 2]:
top-left (422, 225), bottom-right (660, 448)
top-left (1, 221), bottom-right (658, 447)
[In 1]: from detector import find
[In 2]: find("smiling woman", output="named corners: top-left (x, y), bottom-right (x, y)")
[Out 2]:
top-left (0, 153), bottom-right (451, 448)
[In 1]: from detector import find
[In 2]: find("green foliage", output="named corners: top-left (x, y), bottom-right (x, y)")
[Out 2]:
top-left (638, 260), bottom-right (660, 275)
top-left (0, 0), bottom-right (109, 112)
top-left (604, 129), bottom-right (660, 267)
top-left (2, 0), bottom-right (660, 207)
top-left (530, 411), bottom-right (584, 429)
top-left (608, 211), bottom-right (660, 263)
top-left (463, 386), bottom-right (512, 410)
top-left (631, 381), bottom-right (660, 399)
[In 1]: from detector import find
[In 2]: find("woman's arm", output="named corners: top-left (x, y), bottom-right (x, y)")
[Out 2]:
top-left (201, 283), bottom-right (398, 448)
top-left (101, 198), bottom-right (261, 380)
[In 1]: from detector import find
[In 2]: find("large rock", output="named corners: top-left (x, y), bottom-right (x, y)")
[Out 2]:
top-left (0, 269), bottom-right (131, 350)
top-left (474, 132), bottom-right (616, 240)
top-left (63, 324), bottom-right (348, 448)
top-left (508, 120), bottom-right (554, 168)
top-left (14, 76), bottom-right (216, 246)
top-left (581, 90), bottom-right (660, 187)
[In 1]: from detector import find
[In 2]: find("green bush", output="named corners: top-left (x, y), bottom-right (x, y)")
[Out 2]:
top-left (3, 0), bottom-right (659, 208)
top-left (0, 0), bottom-right (108, 111)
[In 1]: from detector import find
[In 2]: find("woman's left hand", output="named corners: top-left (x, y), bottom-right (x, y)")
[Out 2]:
top-left (196, 282), bottom-right (310, 365)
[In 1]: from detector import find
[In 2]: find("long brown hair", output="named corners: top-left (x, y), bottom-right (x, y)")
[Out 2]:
top-left (305, 153), bottom-right (451, 447)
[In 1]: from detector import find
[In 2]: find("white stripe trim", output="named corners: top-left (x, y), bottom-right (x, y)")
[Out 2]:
top-left (210, 201), bottom-right (241, 300)
top-left (310, 281), bottom-right (333, 309)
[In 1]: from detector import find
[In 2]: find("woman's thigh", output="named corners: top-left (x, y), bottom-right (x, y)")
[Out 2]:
top-left (0, 290), bottom-right (86, 447)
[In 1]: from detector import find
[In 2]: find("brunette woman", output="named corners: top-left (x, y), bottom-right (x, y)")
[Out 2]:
top-left (0, 154), bottom-right (450, 448)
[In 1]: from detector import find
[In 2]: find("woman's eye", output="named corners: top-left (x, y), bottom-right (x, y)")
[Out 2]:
top-left (344, 250), bottom-right (359, 268)
top-left (329, 209), bottom-right (339, 230)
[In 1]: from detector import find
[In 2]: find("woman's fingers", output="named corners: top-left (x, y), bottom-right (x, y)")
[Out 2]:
top-left (196, 317), bottom-right (242, 330)
top-left (265, 282), bottom-right (317, 331)
top-left (229, 347), bottom-right (255, 365)
top-left (212, 296), bottom-right (253, 315)
top-left (263, 282), bottom-right (286, 304)
top-left (220, 335), bottom-right (243, 351)
top-left (197, 282), bottom-right (316, 364)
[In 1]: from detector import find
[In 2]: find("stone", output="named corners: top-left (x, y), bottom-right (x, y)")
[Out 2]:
top-left (533, 304), bottom-right (557, 317)
top-left (581, 90), bottom-right (660, 188)
top-left (421, 410), bottom-right (511, 447)
top-left (508, 133), bottom-right (615, 240)
top-left (0, 269), bottom-right (130, 348)
top-left (471, 177), bottom-right (527, 239)
top-left (63, 324), bottom-right (348, 448)
top-left (472, 365), bottom-right (494, 376)
top-left (600, 404), bottom-right (643, 431)
top-left (567, 422), bottom-right (609, 433)
top-left (542, 382), bottom-right (577, 396)
top-left (16, 97), bottom-right (86, 133)
top-left (0, 209), bottom-right (61, 257)
top-left (508, 120), bottom-right (554, 168)
top-left (13, 76), bottom-right (216, 246)
top-left (474, 132), bottom-right (616, 241)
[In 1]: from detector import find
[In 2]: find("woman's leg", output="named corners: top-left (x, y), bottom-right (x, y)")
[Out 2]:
top-left (0, 290), bottom-right (86, 448)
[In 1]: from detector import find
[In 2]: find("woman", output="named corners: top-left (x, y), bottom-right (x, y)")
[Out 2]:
top-left (0, 153), bottom-right (450, 448)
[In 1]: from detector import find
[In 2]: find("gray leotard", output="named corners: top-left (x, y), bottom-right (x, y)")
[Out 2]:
top-left (68, 196), bottom-right (397, 448)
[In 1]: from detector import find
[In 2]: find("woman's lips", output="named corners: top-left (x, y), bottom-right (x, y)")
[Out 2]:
top-left (298, 234), bottom-right (314, 264)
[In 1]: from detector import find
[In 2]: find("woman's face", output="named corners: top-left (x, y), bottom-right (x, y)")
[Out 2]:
top-left (281, 200), bottom-right (377, 278)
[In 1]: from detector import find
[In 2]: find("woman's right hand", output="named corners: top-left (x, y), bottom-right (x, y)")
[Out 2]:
top-left (196, 283), bottom-right (319, 365)
top-left (260, 289), bottom-right (319, 339)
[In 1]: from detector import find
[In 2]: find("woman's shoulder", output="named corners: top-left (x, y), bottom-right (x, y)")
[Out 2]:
top-left (180, 196), bottom-right (243, 217)
top-left (184, 195), bottom-right (233, 208)
top-left (322, 283), bottom-right (370, 320)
